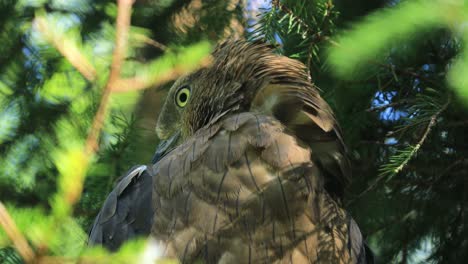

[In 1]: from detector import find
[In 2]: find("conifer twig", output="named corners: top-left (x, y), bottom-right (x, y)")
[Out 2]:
top-left (351, 96), bottom-right (451, 202)
top-left (0, 202), bottom-right (35, 264)
top-left (391, 100), bottom-right (448, 174)
top-left (271, 0), bottom-right (331, 44)
top-left (84, 0), bottom-right (135, 154)
top-left (272, 0), bottom-right (312, 35)
top-left (271, 0), bottom-right (334, 74)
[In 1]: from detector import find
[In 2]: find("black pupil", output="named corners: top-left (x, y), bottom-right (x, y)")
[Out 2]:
top-left (179, 92), bottom-right (188, 103)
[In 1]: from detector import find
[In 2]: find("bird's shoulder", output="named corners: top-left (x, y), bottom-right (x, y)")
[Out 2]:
top-left (153, 112), bottom-right (314, 198)
top-left (88, 165), bottom-right (154, 251)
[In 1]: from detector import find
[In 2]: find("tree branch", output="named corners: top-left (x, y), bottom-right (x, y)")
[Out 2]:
top-left (0, 202), bottom-right (35, 264)
top-left (271, 0), bottom-right (327, 44)
top-left (35, 16), bottom-right (97, 82)
top-left (84, 0), bottom-right (135, 155)
top-left (351, 96), bottom-right (451, 201)
top-left (111, 56), bottom-right (212, 92)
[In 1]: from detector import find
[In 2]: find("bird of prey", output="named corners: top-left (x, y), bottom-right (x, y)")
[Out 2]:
top-left (89, 40), bottom-right (373, 263)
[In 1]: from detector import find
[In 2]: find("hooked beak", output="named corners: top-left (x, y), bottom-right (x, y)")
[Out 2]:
top-left (151, 131), bottom-right (180, 164)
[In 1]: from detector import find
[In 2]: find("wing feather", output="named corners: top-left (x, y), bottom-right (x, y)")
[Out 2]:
top-left (88, 165), bottom-right (154, 251)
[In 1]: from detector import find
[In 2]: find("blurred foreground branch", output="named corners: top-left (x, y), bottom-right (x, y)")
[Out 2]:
top-left (111, 56), bottom-right (212, 92)
top-left (0, 203), bottom-right (35, 264)
top-left (85, 0), bottom-right (135, 155)
top-left (35, 16), bottom-right (97, 82)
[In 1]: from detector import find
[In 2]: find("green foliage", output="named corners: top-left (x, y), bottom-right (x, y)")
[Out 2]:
top-left (324, 0), bottom-right (468, 262)
top-left (39, 70), bottom-right (88, 104)
top-left (328, 0), bottom-right (468, 101)
top-left (251, 0), bottom-right (338, 66)
top-left (448, 42), bottom-right (468, 100)
top-left (379, 92), bottom-right (447, 178)
top-left (0, 247), bottom-right (22, 264)
top-left (0, 98), bottom-right (20, 145)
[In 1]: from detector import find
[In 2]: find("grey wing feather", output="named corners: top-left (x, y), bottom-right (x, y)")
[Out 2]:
top-left (88, 165), bottom-right (155, 251)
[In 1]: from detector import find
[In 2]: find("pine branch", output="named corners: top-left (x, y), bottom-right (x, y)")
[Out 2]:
top-left (388, 95), bottom-right (450, 171)
top-left (352, 95), bottom-right (451, 201)
top-left (254, 1), bottom-right (333, 47)
top-left (272, 0), bottom-right (313, 35)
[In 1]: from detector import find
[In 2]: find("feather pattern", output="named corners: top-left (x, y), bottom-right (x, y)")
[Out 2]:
top-left (151, 112), bottom-right (364, 263)
top-left (88, 165), bottom-right (154, 250)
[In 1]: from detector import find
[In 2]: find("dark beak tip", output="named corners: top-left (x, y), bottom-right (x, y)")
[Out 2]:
top-left (151, 132), bottom-right (180, 164)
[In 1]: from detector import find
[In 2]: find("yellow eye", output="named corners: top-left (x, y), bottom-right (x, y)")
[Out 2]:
top-left (175, 86), bottom-right (191, 108)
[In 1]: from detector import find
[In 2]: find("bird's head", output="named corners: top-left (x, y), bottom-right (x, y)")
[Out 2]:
top-left (153, 40), bottom-right (348, 198)
top-left (156, 39), bottom-right (336, 141)
top-left (155, 40), bottom-right (269, 143)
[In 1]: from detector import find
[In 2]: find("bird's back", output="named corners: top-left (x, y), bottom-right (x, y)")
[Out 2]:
top-left (151, 112), bottom-right (368, 263)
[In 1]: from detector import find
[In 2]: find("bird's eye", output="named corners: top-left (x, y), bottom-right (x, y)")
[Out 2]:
top-left (175, 86), bottom-right (191, 108)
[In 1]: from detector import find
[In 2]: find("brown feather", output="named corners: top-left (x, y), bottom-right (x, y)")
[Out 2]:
top-left (151, 113), bottom-right (357, 263)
